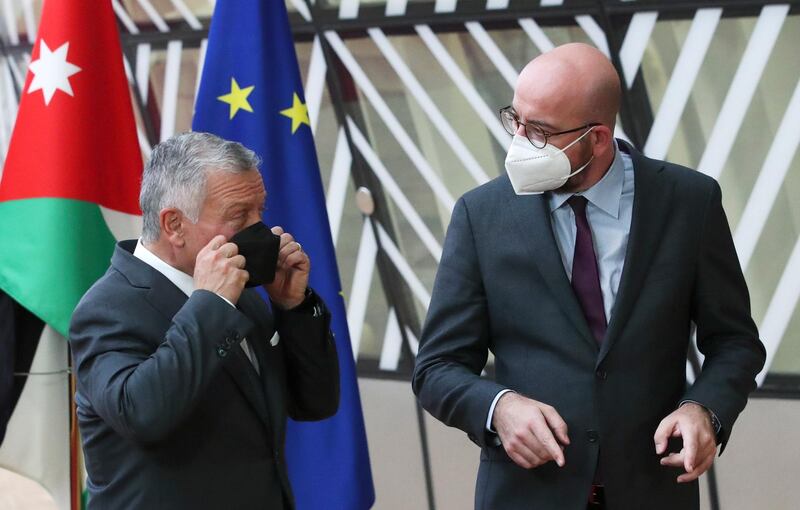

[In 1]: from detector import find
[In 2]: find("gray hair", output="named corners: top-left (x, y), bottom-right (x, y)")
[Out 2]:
top-left (139, 132), bottom-right (261, 242)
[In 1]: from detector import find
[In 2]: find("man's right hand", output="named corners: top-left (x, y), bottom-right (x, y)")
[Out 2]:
top-left (492, 392), bottom-right (570, 469)
top-left (194, 235), bottom-right (248, 304)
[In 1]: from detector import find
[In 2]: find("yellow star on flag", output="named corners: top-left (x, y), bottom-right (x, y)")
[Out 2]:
top-left (217, 78), bottom-right (254, 120)
top-left (280, 93), bottom-right (310, 134)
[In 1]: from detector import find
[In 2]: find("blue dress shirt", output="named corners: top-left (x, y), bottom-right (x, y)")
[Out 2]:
top-left (548, 142), bottom-right (634, 322)
top-left (485, 142), bottom-right (634, 432)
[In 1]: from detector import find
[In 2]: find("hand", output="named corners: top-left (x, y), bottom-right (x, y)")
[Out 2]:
top-left (264, 226), bottom-right (310, 310)
top-left (654, 403), bottom-right (718, 483)
top-left (492, 392), bottom-right (570, 469)
top-left (194, 235), bottom-right (248, 304)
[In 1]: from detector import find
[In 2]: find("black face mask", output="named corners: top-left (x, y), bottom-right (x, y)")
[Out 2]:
top-left (229, 222), bottom-right (281, 287)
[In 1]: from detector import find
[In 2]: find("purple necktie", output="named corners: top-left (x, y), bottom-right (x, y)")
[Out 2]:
top-left (568, 196), bottom-right (607, 345)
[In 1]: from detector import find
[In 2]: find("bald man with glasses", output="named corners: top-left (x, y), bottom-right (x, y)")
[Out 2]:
top-left (413, 43), bottom-right (765, 510)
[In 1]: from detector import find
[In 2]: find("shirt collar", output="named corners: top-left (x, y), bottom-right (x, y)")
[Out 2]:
top-left (133, 239), bottom-right (196, 297)
top-left (548, 139), bottom-right (625, 219)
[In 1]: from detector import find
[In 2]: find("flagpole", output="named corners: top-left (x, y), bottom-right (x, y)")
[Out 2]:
top-left (68, 350), bottom-right (83, 510)
top-left (299, 1), bottom-right (436, 507)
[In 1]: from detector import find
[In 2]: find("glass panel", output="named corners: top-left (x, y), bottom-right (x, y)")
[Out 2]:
top-left (335, 22), bottom-right (609, 373)
top-left (640, 15), bottom-right (800, 376)
top-left (146, 45), bottom-right (203, 137)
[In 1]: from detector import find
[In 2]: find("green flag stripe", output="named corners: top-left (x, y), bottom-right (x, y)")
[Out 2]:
top-left (0, 198), bottom-right (116, 336)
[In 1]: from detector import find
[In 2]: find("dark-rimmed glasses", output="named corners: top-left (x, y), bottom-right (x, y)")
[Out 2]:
top-left (499, 106), bottom-right (600, 149)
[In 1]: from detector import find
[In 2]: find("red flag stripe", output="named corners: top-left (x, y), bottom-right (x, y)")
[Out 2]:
top-left (0, 0), bottom-right (142, 214)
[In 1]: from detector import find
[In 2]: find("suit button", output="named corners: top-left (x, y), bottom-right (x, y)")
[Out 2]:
top-left (217, 347), bottom-right (228, 358)
top-left (596, 370), bottom-right (607, 380)
top-left (586, 430), bottom-right (599, 443)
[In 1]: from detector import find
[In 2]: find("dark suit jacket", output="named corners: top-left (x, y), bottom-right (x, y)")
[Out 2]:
top-left (69, 240), bottom-right (339, 509)
top-left (412, 142), bottom-right (766, 510)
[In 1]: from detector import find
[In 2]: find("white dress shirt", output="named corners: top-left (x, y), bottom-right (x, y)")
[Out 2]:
top-left (133, 240), bottom-right (260, 373)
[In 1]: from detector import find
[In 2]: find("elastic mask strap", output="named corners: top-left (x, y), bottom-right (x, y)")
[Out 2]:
top-left (558, 125), bottom-right (596, 154)
top-left (566, 155), bottom-right (595, 178)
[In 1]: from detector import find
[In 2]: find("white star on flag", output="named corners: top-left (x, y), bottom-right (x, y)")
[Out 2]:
top-left (27, 40), bottom-right (82, 105)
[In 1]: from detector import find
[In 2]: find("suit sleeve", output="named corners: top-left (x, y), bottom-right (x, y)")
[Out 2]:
top-left (682, 181), bottom-right (766, 449)
top-left (69, 290), bottom-right (255, 445)
top-left (412, 197), bottom-right (507, 448)
top-left (273, 289), bottom-right (340, 421)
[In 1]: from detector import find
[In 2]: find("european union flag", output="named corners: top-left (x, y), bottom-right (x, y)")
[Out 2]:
top-left (193, 2), bottom-right (375, 509)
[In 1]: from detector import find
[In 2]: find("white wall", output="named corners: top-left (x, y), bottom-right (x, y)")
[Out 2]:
top-left (360, 379), bottom-right (800, 510)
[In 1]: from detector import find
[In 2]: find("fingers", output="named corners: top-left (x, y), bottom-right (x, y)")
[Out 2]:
top-left (529, 414), bottom-right (565, 467)
top-left (662, 445), bottom-right (716, 483)
top-left (217, 242), bottom-right (239, 259)
top-left (209, 242), bottom-right (243, 271)
top-left (278, 240), bottom-right (302, 263)
top-left (238, 268), bottom-right (249, 283)
top-left (495, 396), bottom-right (568, 470)
top-left (278, 231), bottom-right (293, 250)
top-left (201, 234), bottom-right (228, 256)
top-left (193, 236), bottom-right (247, 304)
top-left (654, 416), bottom-right (677, 455)
top-left (283, 251), bottom-right (309, 271)
top-left (657, 405), bottom-right (717, 475)
top-left (271, 228), bottom-right (306, 261)
top-left (660, 452), bottom-right (684, 468)
top-left (682, 424), bottom-right (698, 473)
top-left (505, 437), bottom-right (544, 469)
top-left (230, 254), bottom-right (246, 270)
top-left (541, 405), bottom-right (570, 446)
top-left (197, 239), bottom-right (237, 265)
top-left (677, 452), bottom-right (715, 483)
top-left (276, 235), bottom-right (308, 270)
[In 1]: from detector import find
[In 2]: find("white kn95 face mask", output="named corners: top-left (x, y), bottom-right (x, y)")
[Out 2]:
top-left (504, 126), bottom-right (595, 195)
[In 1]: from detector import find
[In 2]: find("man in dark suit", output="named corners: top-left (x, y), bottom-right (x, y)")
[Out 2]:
top-left (412, 43), bottom-right (765, 509)
top-left (69, 132), bottom-right (339, 509)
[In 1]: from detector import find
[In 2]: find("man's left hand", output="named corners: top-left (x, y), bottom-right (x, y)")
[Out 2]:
top-left (654, 402), bottom-right (717, 483)
top-left (264, 226), bottom-right (309, 310)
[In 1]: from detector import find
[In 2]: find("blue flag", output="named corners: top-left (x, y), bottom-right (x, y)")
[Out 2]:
top-left (193, 2), bottom-right (374, 509)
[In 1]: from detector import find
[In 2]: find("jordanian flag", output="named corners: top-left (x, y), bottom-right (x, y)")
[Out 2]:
top-left (0, 0), bottom-right (142, 336)
top-left (0, 0), bottom-right (142, 508)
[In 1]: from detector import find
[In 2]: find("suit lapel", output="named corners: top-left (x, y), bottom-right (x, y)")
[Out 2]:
top-left (144, 274), bottom-right (190, 324)
top-left (112, 242), bottom-right (273, 428)
top-left (111, 241), bottom-right (189, 324)
top-left (220, 343), bottom-right (272, 429)
top-left (237, 292), bottom-right (283, 442)
top-left (598, 144), bottom-right (674, 366)
top-left (250, 325), bottom-right (285, 447)
top-left (506, 187), bottom-right (596, 349)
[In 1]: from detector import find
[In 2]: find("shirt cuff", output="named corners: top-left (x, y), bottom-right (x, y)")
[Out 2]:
top-left (486, 389), bottom-right (514, 433)
top-left (215, 293), bottom-right (236, 309)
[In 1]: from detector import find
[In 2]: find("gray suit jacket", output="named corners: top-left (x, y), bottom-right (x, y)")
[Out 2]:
top-left (413, 142), bottom-right (765, 510)
top-left (69, 240), bottom-right (339, 509)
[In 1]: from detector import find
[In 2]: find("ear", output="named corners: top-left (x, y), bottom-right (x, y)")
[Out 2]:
top-left (159, 207), bottom-right (186, 248)
top-left (591, 125), bottom-right (614, 157)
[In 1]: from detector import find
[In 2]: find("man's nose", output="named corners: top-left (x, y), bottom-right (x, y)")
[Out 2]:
top-left (515, 123), bottom-right (526, 137)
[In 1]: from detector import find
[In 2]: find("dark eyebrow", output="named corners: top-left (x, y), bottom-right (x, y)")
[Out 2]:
top-left (509, 107), bottom-right (558, 131)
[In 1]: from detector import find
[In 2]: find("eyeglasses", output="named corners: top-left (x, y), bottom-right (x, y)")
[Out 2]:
top-left (499, 106), bottom-right (600, 149)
